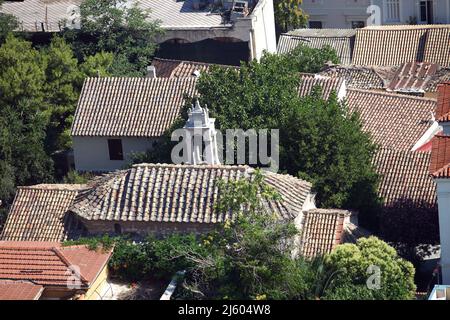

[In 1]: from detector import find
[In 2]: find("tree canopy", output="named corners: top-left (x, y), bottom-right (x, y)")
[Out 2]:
top-left (0, 0), bottom-right (18, 44)
top-left (196, 51), bottom-right (379, 214)
top-left (63, 0), bottom-right (162, 76)
top-left (323, 237), bottom-right (416, 300)
top-left (274, 0), bottom-right (308, 33)
top-left (132, 48), bottom-right (378, 220)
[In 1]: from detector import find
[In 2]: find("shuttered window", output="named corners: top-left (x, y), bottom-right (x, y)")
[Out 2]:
top-left (385, 0), bottom-right (400, 21)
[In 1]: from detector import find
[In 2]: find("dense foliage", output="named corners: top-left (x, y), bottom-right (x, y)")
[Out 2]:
top-left (0, 35), bottom-right (112, 227)
top-left (0, 0), bottom-right (18, 43)
top-left (0, 1), bottom-right (159, 230)
top-left (274, 0), bottom-right (308, 33)
top-left (63, 0), bottom-right (162, 76)
top-left (141, 49), bottom-right (378, 222)
top-left (323, 237), bottom-right (416, 300)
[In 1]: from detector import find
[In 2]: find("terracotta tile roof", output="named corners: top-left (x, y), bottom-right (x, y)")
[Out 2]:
top-left (298, 73), bottom-right (344, 99)
top-left (0, 185), bottom-right (87, 242)
top-left (430, 135), bottom-right (450, 178)
top-left (299, 209), bottom-right (350, 257)
top-left (353, 25), bottom-right (450, 67)
top-left (277, 29), bottom-right (355, 65)
top-left (320, 65), bottom-right (387, 90)
top-left (347, 89), bottom-right (437, 150)
top-left (321, 63), bottom-right (450, 94)
top-left (373, 148), bottom-right (436, 207)
top-left (387, 62), bottom-right (443, 93)
top-left (0, 280), bottom-right (44, 300)
top-left (70, 164), bottom-right (313, 223)
top-left (151, 58), bottom-right (236, 78)
top-left (71, 77), bottom-right (197, 137)
top-left (435, 82), bottom-right (450, 122)
top-left (0, 242), bottom-right (112, 288)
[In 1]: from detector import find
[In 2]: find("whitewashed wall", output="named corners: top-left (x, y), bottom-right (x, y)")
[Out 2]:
top-left (73, 136), bottom-right (158, 172)
top-left (300, 0), bottom-right (450, 28)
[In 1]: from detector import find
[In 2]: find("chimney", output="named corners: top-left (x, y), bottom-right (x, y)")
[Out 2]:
top-left (146, 66), bottom-right (157, 78)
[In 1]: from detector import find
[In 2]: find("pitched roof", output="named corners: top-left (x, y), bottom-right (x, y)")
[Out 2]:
top-left (373, 148), bottom-right (436, 207)
top-left (353, 25), bottom-right (450, 66)
top-left (430, 135), bottom-right (450, 178)
top-left (320, 65), bottom-right (386, 90)
top-left (0, 184), bottom-right (87, 242)
top-left (347, 89), bottom-right (437, 150)
top-left (0, 280), bottom-right (44, 300)
top-left (0, 242), bottom-right (112, 288)
top-left (435, 82), bottom-right (450, 122)
top-left (387, 62), bottom-right (440, 93)
top-left (151, 58), bottom-right (236, 78)
top-left (70, 164), bottom-right (312, 223)
top-left (0, 0), bottom-right (230, 32)
top-left (298, 73), bottom-right (344, 99)
top-left (277, 29), bottom-right (355, 65)
top-left (298, 209), bottom-right (351, 257)
top-left (71, 77), bottom-right (197, 137)
top-left (0, 0), bottom-right (83, 32)
top-left (321, 63), bottom-right (450, 94)
top-left (141, 0), bottom-right (227, 29)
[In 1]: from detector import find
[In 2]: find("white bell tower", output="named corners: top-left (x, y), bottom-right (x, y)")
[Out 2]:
top-left (183, 100), bottom-right (220, 165)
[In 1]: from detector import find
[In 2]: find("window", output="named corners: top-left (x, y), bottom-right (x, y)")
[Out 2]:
top-left (351, 21), bottom-right (365, 29)
top-left (108, 139), bottom-right (124, 161)
top-left (309, 21), bottom-right (323, 29)
top-left (385, 0), bottom-right (400, 21)
top-left (420, 1), bottom-right (433, 23)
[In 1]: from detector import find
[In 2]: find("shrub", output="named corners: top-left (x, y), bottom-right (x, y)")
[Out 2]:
top-left (323, 236), bottom-right (416, 300)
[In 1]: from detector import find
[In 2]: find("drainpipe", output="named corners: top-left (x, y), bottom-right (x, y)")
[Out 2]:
top-left (249, 27), bottom-right (257, 61)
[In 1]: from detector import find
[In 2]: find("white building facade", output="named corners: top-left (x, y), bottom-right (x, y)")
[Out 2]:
top-left (300, 0), bottom-right (450, 29)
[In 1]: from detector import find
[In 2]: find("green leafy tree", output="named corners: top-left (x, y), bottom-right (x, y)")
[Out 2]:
top-left (41, 37), bottom-right (113, 151)
top-left (134, 52), bottom-right (379, 219)
top-left (41, 37), bottom-right (83, 152)
top-left (170, 171), bottom-right (314, 299)
top-left (0, 35), bottom-right (54, 186)
top-left (0, 0), bottom-right (18, 44)
top-left (0, 36), bottom-right (54, 223)
top-left (274, 0), bottom-right (308, 33)
top-left (65, 0), bottom-right (162, 76)
top-left (194, 53), bottom-right (380, 215)
top-left (323, 237), bottom-right (416, 300)
top-left (287, 44), bottom-right (340, 72)
top-left (280, 88), bottom-right (379, 210)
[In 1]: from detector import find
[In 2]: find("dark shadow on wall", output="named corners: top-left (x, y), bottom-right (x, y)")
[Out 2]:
top-left (156, 38), bottom-right (249, 66)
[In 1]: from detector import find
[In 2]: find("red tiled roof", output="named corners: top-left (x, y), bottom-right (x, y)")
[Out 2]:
top-left (0, 280), bottom-right (43, 300)
top-left (373, 148), bottom-right (436, 207)
top-left (353, 25), bottom-right (450, 66)
top-left (387, 62), bottom-right (440, 93)
top-left (71, 77), bottom-right (198, 137)
top-left (70, 164), bottom-right (312, 223)
top-left (298, 73), bottom-right (345, 100)
top-left (151, 58), bottom-right (236, 78)
top-left (0, 184), bottom-right (87, 242)
top-left (435, 82), bottom-right (450, 122)
top-left (347, 89), bottom-right (437, 150)
top-left (430, 135), bottom-right (450, 178)
top-left (299, 209), bottom-right (350, 257)
top-left (0, 242), bottom-right (112, 288)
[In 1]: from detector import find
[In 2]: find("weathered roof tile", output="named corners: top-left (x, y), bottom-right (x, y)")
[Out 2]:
top-left (71, 77), bottom-right (197, 137)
